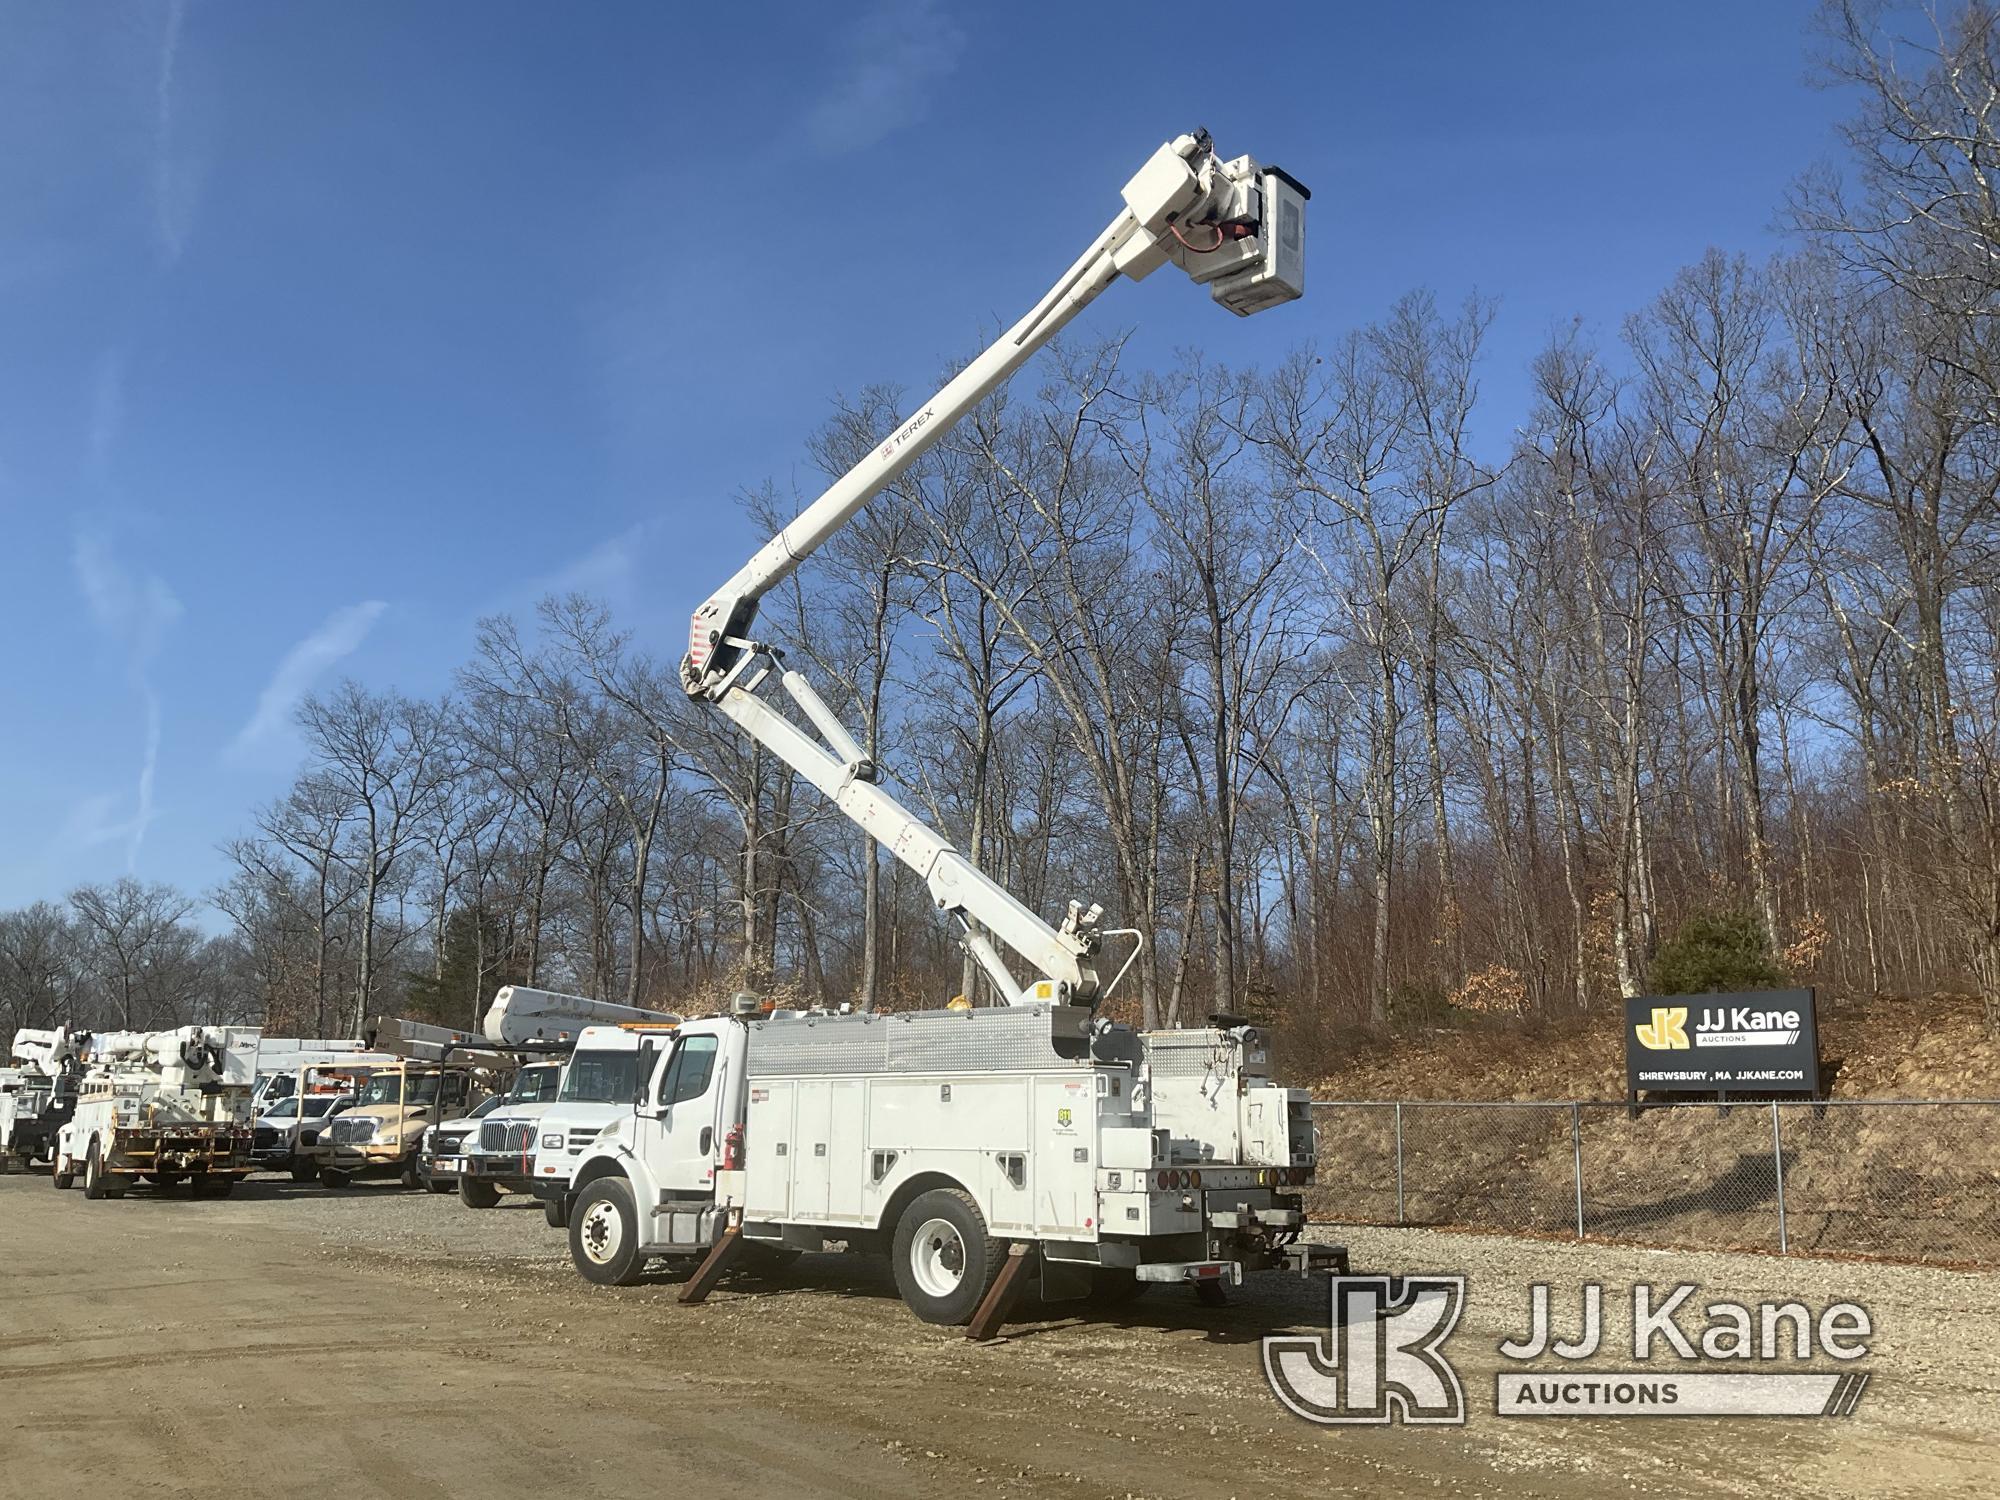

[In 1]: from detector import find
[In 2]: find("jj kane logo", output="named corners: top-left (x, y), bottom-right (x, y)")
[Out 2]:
top-left (1265, 1279), bottom-right (1872, 1425)
top-left (1634, 1006), bottom-right (1690, 1050)
top-left (1635, 1003), bottom-right (1805, 1051)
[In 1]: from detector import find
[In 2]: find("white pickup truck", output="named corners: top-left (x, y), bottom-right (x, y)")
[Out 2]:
top-left (548, 998), bottom-right (1330, 1325)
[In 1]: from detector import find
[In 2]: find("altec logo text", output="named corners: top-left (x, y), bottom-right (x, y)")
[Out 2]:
top-left (1634, 1004), bottom-right (1804, 1052)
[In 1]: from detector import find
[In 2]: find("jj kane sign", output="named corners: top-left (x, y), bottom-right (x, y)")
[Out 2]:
top-left (1623, 988), bottom-right (1821, 1096)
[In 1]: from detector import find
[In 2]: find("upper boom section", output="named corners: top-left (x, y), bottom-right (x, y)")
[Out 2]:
top-left (681, 130), bottom-right (1308, 696)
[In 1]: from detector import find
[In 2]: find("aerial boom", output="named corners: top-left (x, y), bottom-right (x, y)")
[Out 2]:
top-left (681, 130), bottom-right (1308, 1006)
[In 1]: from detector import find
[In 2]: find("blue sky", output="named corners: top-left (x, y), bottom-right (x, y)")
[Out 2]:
top-left (0, 1), bottom-right (1855, 913)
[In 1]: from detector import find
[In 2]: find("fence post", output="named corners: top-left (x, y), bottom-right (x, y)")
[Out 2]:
top-left (1394, 1102), bottom-right (1406, 1225)
top-left (1770, 1101), bottom-right (1788, 1255)
top-left (1571, 1102), bottom-right (1584, 1239)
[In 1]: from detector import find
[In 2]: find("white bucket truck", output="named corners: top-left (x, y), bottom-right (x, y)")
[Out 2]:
top-left (543, 127), bottom-right (1332, 1326)
top-left (552, 997), bottom-right (1326, 1324)
top-left (53, 1026), bottom-right (261, 1198)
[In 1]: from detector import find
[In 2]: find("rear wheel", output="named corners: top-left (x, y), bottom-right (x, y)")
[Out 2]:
top-left (82, 1141), bottom-right (122, 1200)
top-left (191, 1176), bottom-right (235, 1198)
top-left (426, 1176), bottom-right (455, 1195)
top-left (319, 1168), bottom-right (350, 1189)
top-left (891, 1188), bottom-right (1005, 1326)
top-left (289, 1159), bottom-right (317, 1183)
top-left (459, 1177), bottom-right (501, 1210)
top-left (570, 1177), bottom-right (646, 1286)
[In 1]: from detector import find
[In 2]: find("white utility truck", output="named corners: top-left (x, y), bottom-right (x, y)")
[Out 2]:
top-left (52, 1026), bottom-right (261, 1198)
top-left (2, 1027), bottom-right (85, 1171)
top-left (561, 998), bottom-right (1318, 1322)
top-left (251, 1037), bottom-right (394, 1109)
top-left (527, 1022), bottom-right (677, 1227)
top-left (551, 129), bottom-right (1333, 1325)
top-left (457, 986), bottom-right (682, 1208)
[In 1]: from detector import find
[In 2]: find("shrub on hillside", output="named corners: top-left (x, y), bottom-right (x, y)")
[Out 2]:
top-left (1649, 910), bottom-right (1786, 995)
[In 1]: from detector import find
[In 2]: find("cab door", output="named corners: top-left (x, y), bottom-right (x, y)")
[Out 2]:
top-left (639, 1031), bottom-right (724, 1198)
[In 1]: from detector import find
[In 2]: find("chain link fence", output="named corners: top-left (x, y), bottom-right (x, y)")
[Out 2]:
top-left (1306, 1099), bottom-right (2000, 1266)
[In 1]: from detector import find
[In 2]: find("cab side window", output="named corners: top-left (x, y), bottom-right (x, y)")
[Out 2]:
top-left (656, 1035), bottom-right (719, 1108)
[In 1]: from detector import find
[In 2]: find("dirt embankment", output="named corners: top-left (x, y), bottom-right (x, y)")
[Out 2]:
top-left (1308, 992), bottom-right (2000, 1102)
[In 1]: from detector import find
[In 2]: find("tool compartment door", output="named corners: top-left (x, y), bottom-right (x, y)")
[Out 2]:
top-left (744, 1080), bottom-right (794, 1222)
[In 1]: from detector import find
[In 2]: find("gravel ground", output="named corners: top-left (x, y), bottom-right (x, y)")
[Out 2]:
top-left (1, 1170), bottom-right (1993, 1498)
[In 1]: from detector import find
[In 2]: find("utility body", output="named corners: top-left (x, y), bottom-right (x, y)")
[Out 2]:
top-left (52, 1026), bottom-right (261, 1199)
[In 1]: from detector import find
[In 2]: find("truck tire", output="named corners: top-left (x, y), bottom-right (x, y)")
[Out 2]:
top-left (82, 1144), bottom-right (122, 1208)
top-left (52, 1153), bottom-right (75, 1190)
top-left (290, 1159), bottom-right (317, 1184)
top-left (319, 1168), bottom-right (351, 1189)
top-left (544, 1196), bottom-right (569, 1230)
top-left (191, 1175), bottom-right (235, 1198)
top-left (400, 1156), bottom-right (422, 1190)
top-left (891, 1188), bottom-right (1005, 1326)
top-left (570, 1177), bottom-right (646, 1286)
top-left (427, 1176), bottom-right (455, 1195)
top-left (459, 1177), bottom-right (501, 1210)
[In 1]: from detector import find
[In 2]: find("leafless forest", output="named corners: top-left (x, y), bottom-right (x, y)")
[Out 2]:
top-left (6, 6), bottom-right (2000, 1055)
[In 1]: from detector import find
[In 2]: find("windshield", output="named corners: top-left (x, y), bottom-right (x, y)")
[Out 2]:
top-left (353, 1072), bottom-right (443, 1109)
top-left (302, 1096), bottom-right (340, 1117)
top-left (468, 1095), bottom-right (505, 1119)
top-left (508, 1066), bottom-right (561, 1103)
top-left (263, 1099), bottom-right (299, 1119)
top-left (559, 1048), bottom-right (640, 1104)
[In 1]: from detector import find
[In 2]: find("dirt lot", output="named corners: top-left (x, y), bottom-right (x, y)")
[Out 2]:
top-left (1, 1172), bottom-right (1993, 1499)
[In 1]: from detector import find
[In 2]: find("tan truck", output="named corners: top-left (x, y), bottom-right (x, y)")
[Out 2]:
top-left (307, 1061), bottom-right (487, 1188)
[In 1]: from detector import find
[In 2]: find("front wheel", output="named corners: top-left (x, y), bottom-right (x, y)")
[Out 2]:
top-left (544, 1196), bottom-right (569, 1230)
top-left (569, 1177), bottom-right (646, 1286)
top-left (459, 1177), bottom-right (501, 1210)
top-left (319, 1169), bottom-right (351, 1189)
top-left (290, 1159), bottom-right (317, 1183)
top-left (52, 1152), bottom-right (76, 1190)
top-left (891, 1188), bottom-right (1005, 1326)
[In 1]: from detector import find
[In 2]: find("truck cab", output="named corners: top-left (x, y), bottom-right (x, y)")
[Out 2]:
top-left (555, 1001), bottom-right (1330, 1325)
top-left (308, 1063), bottom-right (486, 1188)
top-left (1, 1065), bottom-right (75, 1171)
top-left (527, 1022), bottom-right (675, 1228)
top-left (455, 1060), bottom-right (565, 1208)
top-left (251, 1092), bottom-right (351, 1173)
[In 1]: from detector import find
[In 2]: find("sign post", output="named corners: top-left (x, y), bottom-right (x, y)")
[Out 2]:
top-left (1624, 988), bottom-right (1822, 1106)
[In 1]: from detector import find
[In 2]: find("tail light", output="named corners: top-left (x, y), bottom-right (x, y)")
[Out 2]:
top-left (721, 1122), bottom-right (744, 1171)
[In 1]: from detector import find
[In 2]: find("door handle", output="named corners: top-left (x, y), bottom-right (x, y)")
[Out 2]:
top-left (699, 1125), bottom-right (713, 1156)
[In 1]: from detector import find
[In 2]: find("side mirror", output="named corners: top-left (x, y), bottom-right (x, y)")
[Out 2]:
top-left (632, 1042), bottom-right (655, 1107)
